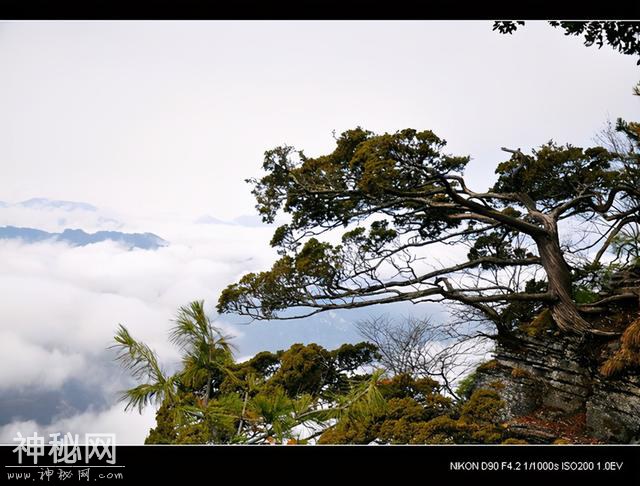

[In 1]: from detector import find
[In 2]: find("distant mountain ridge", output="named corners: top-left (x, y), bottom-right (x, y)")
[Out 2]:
top-left (0, 226), bottom-right (168, 250)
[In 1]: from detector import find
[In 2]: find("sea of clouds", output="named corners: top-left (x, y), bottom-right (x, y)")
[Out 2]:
top-left (0, 200), bottom-right (456, 443)
top-left (0, 201), bottom-right (282, 443)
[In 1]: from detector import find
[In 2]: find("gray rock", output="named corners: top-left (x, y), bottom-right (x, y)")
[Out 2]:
top-left (474, 330), bottom-right (640, 443)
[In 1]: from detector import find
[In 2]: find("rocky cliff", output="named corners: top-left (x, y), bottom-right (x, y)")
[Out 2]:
top-left (474, 308), bottom-right (640, 443)
top-left (472, 265), bottom-right (640, 444)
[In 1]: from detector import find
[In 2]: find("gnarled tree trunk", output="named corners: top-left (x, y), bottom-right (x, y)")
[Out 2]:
top-left (534, 228), bottom-right (591, 334)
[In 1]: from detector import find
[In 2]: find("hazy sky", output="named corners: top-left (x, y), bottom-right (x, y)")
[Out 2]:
top-left (0, 20), bottom-right (638, 444)
top-left (1, 21), bottom-right (637, 219)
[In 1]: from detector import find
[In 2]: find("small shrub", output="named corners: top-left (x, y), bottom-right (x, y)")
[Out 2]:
top-left (502, 438), bottom-right (528, 444)
top-left (553, 438), bottom-right (572, 444)
top-left (477, 359), bottom-right (500, 371)
top-left (600, 317), bottom-right (640, 377)
top-left (511, 367), bottom-right (531, 379)
top-left (455, 372), bottom-right (477, 400)
top-left (460, 388), bottom-right (504, 423)
top-left (520, 308), bottom-right (555, 337)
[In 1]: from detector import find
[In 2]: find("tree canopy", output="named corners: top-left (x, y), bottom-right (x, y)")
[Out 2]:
top-left (493, 21), bottom-right (640, 64)
top-left (217, 122), bottom-right (639, 336)
top-left (113, 301), bottom-right (512, 444)
top-left (217, 20), bottom-right (640, 338)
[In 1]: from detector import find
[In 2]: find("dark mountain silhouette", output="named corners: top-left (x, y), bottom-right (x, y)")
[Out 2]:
top-left (0, 226), bottom-right (168, 250)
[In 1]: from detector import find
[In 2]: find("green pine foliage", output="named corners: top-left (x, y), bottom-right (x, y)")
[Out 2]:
top-left (113, 301), bottom-right (513, 444)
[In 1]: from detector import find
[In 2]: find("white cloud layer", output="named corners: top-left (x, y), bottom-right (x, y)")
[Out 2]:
top-left (0, 404), bottom-right (157, 445)
top-left (0, 332), bottom-right (85, 390)
top-left (0, 204), bottom-right (446, 442)
top-left (0, 208), bottom-right (285, 442)
top-left (0, 217), bottom-right (279, 369)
